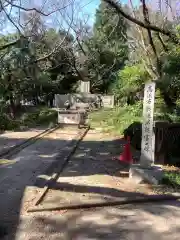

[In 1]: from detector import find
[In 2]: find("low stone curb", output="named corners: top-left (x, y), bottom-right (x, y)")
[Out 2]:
top-left (27, 126), bottom-right (90, 211)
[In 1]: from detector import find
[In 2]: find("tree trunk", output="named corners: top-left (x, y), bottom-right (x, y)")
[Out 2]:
top-left (161, 91), bottom-right (176, 110)
top-left (9, 94), bottom-right (15, 119)
top-left (32, 96), bottom-right (39, 106)
top-left (6, 71), bottom-right (16, 119)
top-left (127, 93), bottom-right (135, 105)
top-left (49, 94), bottom-right (54, 108)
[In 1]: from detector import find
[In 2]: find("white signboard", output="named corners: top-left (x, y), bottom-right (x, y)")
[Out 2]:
top-left (140, 82), bottom-right (156, 167)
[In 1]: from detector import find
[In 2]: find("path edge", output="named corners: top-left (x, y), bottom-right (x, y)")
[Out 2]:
top-left (0, 124), bottom-right (61, 159)
top-left (28, 126), bottom-right (90, 210)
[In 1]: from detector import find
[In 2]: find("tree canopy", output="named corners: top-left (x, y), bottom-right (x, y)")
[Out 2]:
top-left (0, 0), bottom-right (180, 120)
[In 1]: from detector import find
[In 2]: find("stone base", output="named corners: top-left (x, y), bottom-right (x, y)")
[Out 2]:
top-left (58, 110), bottom-right (87, 126)
top-left (129, 164), bottom-right (163, 185)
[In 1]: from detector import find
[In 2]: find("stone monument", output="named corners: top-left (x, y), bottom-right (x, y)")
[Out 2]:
top-left (140, 82), bottom-right (155, 167)
top-left (129, 82), bottom-right (163, 185)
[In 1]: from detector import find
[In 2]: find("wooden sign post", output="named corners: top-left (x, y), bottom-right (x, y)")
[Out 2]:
top-left (140, 82), bottom-right (156, 167)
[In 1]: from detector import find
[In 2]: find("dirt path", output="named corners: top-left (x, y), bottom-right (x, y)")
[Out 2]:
top-left (39, 130), bottom-right (153, 210)
top-left (0, 128), bottom-right (47, 156)
top-left (0, 127), bottom-right (81, 239)
top-left (16, 201), bottom-right (180, 240)
top-left (1, 129), bottom-right (180, 239)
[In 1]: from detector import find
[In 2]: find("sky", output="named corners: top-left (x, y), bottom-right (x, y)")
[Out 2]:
top-left (76, 0), bottom-right (140, 27)
top-left (83, 0), bottom-right (140, 20)
top-left (1, 0), bottom-right (143, 34)
top-left (1, 0), bottom-right (101, 34)
top-left (83, 0), bottom-right (100, 22)
top-left (3, 0), bottom-right (177, 35)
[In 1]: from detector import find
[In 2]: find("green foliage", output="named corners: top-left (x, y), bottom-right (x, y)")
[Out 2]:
top-left (160, 45), bottom-right (180, 97)
top-left (0, 106), bottom-right (57, 131)
top-left (0, 113), bottom-right (20, 131)
top-left (90, 99), bottom-right (180, 137)
top-left (85, 1), bottom-right (128, 93)
top-left (0, 33), bottom-right (40, 108)
top-left (162, 171), bottom-right (180, 187)
top-left (1, 1), bottom-right (180, 133)
top-left (21, 108), bottom-right (57, 126)
top-left (112, 64), bottom-right (149, 99)
top-left (89, 102), bottom-right (143, 134)
top-left (0, 26), bottom-right (78, 118)
top-left (94, 2), bottom-right (127, 44)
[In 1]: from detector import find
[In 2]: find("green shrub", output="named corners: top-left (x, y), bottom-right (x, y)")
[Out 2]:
top-left (21, 108), bottom-right (57, 126)
top-left (162, 171), bottom-right (180, 187)
top-left (112, 64), bottom-right (149, 100)
top-left (0, 113), bottom-right (20, 130)
top-left (0, 106), bottom-right (57, 131)
top-left (89, 102), bottom-right (143, 135)
top-left (37, 108), bottom-right (57, 124)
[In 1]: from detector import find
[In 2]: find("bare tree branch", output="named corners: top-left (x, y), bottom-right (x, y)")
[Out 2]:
top-left (4, 0), bottom-right (70, 17)
top-left (28, 13), bottom-right (74, 65)
top-left (157, 32), bottom-right (168, 51)
top-left (141, 0), bottom-right (161, 77)
top-left (0, 39), bottom-right (20, 51)
top-left (34, 37), bottom-right (69, 63)
top-left (0, 1), bottom-right (22, 34)
top-left (103, 0), bottom-right (179, 44)
top-left (128, 0), bottom-right (157, 78)
top-left (0, 0), bottom-right (74, 51)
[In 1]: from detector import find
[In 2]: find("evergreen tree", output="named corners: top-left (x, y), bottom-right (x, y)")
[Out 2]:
top-left (85, 1), bottom-right (128, 93)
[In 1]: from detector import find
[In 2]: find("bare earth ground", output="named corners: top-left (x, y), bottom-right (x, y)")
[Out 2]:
top-left (16, 201), bottom-right (180, 240)
top-left (0, 127), bottom-right (81, 239)
top-left (0, 128), bottom-right (47, 155)
top-left (41, 130), bottom-right (152, 209)
top-left (1, 129), bottom-right (180, 239)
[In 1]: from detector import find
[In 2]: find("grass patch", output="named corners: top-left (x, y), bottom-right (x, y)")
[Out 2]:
top-left (152, 166), bottom-right (180, 194)
top-left (89, 100), bottom-right (180, 136)
top-left (89, 102), bottom-right (142, 135)
top-left (162, 170), bottom-right (180, 188)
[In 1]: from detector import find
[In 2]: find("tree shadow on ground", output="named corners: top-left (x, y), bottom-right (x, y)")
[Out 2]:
top-left (0, 131), bottom-right (179, 239)
top-left (0, 132), bottom-right (79, 239)
top-left (15, 200), bottom-right (180, 240)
